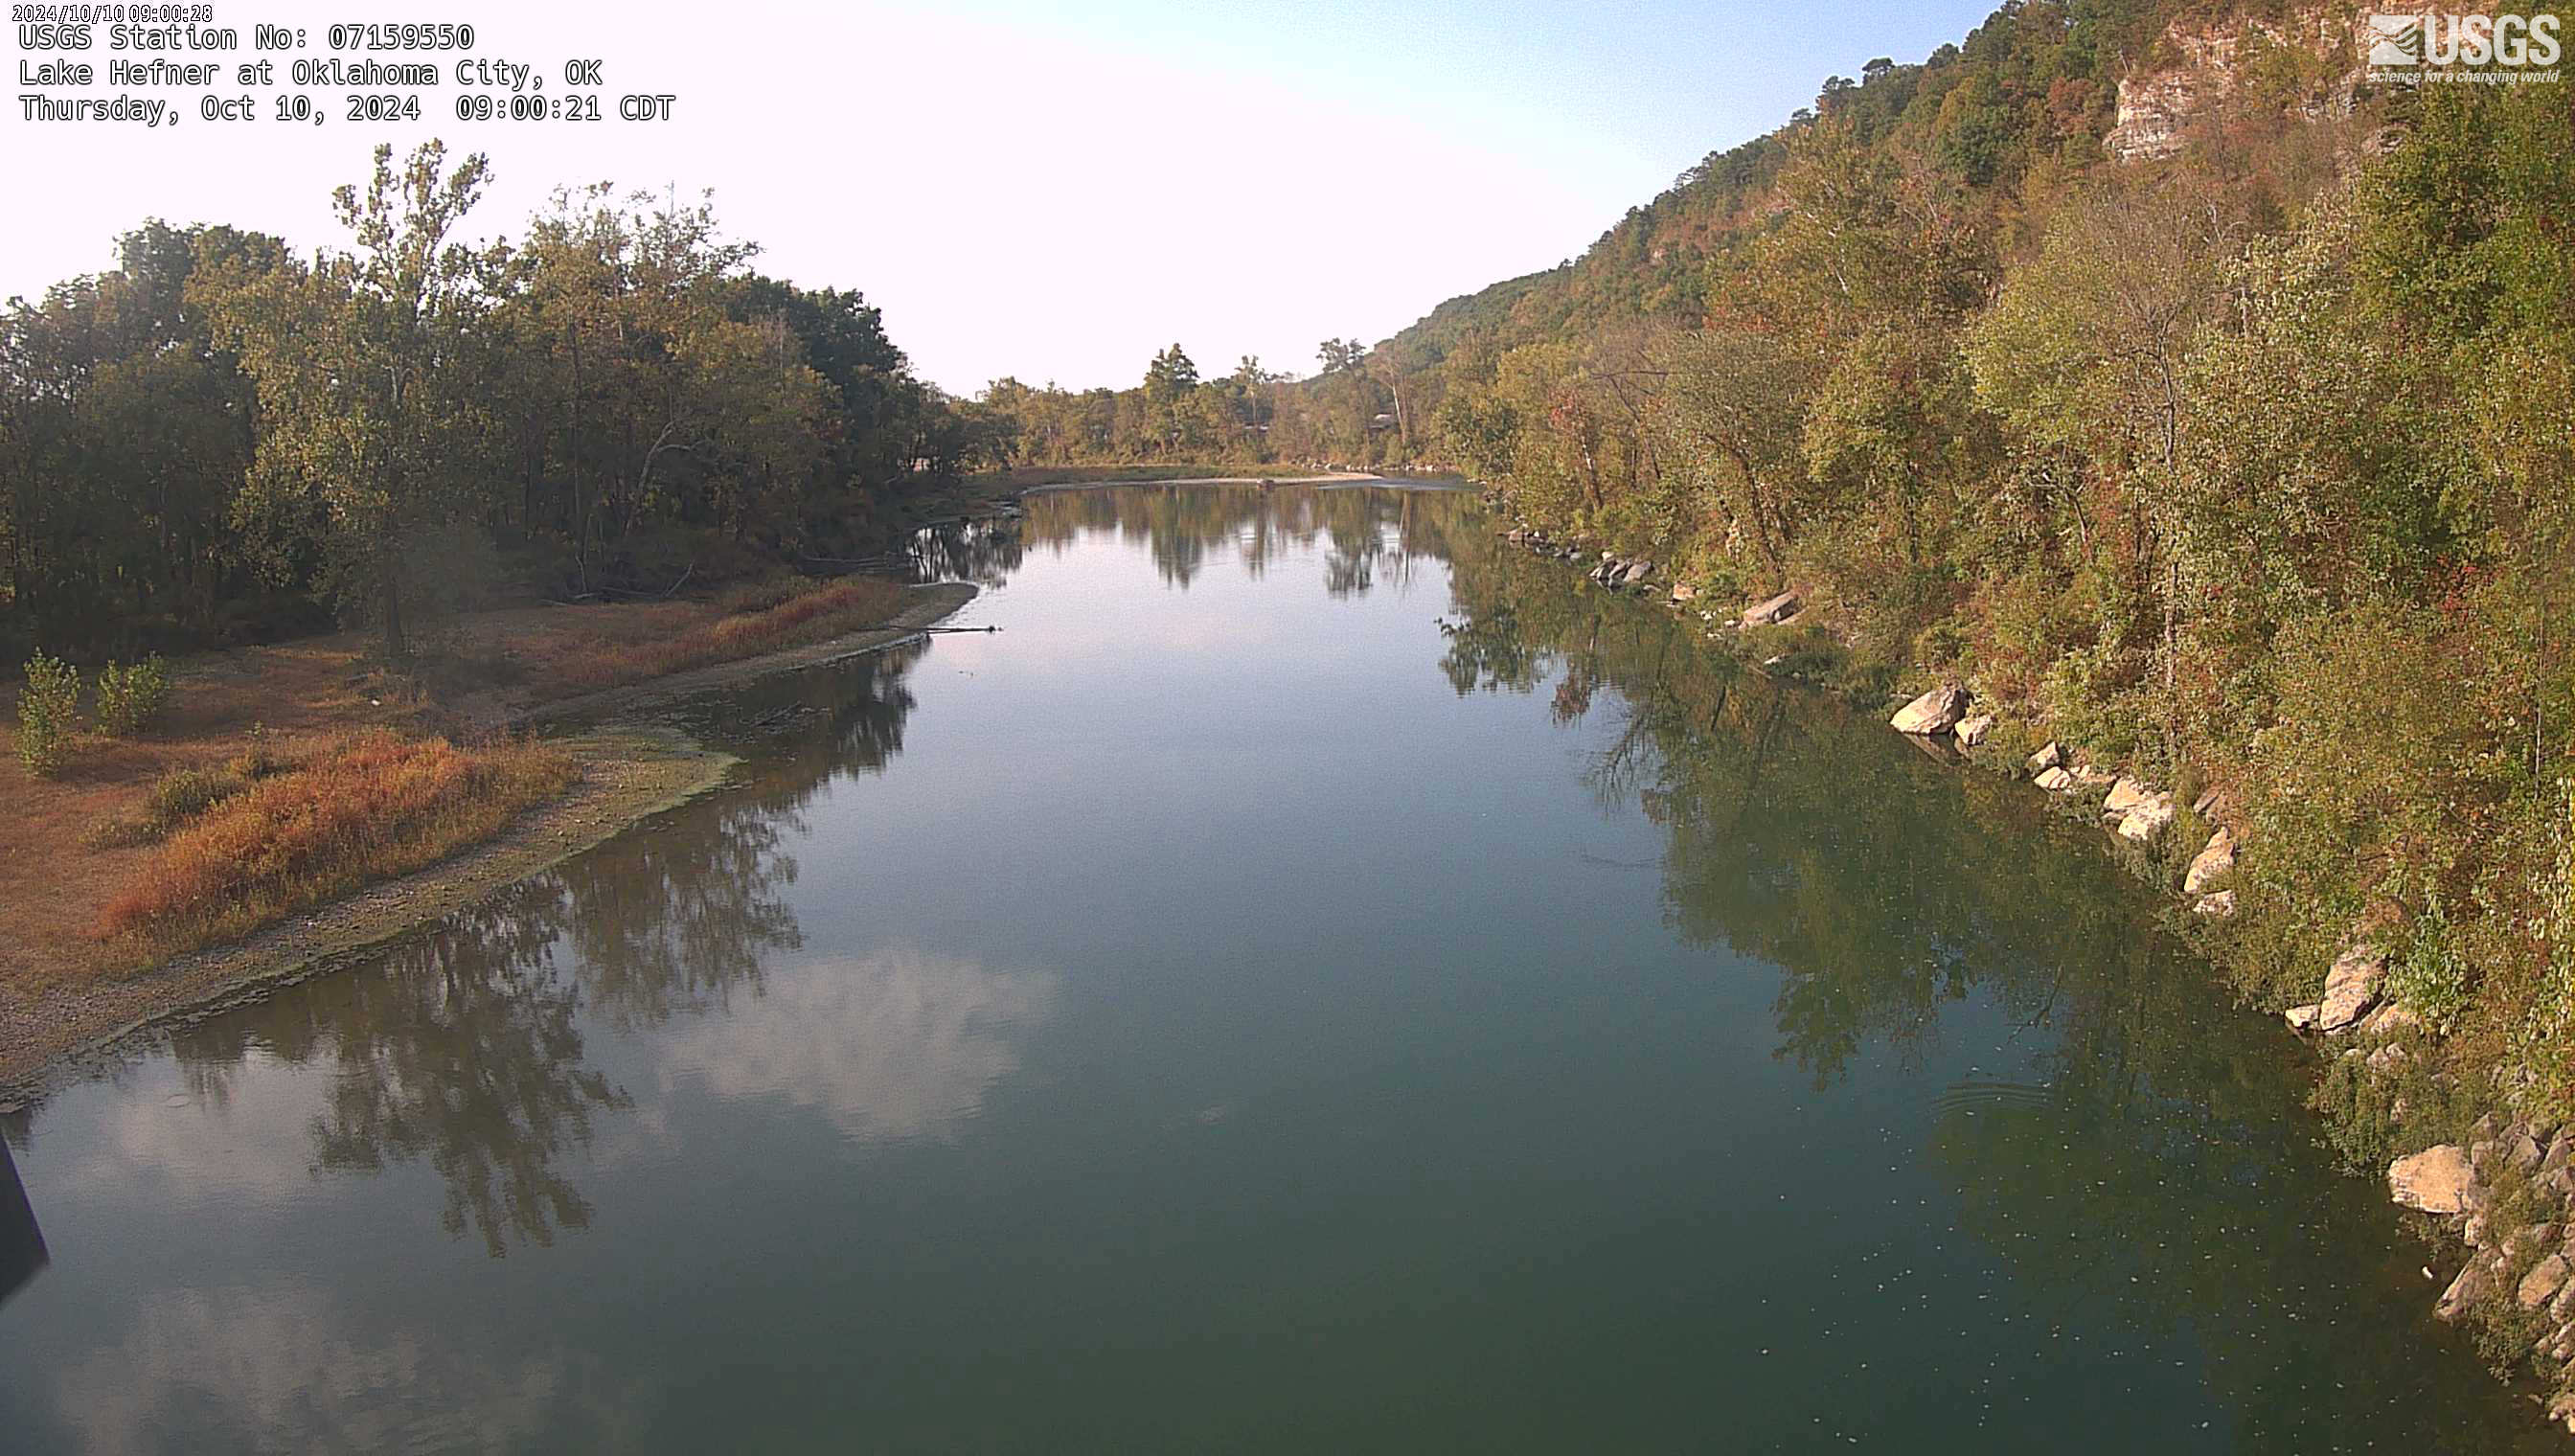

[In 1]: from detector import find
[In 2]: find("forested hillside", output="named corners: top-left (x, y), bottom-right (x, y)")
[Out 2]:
top-left (0, 143), bottom-right (1007, 663)
top-left (1315, 0), bottom-right (2575, 1381)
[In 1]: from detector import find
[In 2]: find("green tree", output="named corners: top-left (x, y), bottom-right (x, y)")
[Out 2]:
top-left (1141, 344), bottom-right (1199, 454)
top-left (200, 142), bottom-right (502, 661)
top-left (1965, 178), bottom-right (2239, 760)
top-left (1655, 326), bottom-right (1821, 582)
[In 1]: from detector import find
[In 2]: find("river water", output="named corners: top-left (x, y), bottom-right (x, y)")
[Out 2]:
top-left (0, 484), bottom-right (2546, 1451)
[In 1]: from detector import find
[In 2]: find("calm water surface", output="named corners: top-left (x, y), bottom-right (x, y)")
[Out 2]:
top-left (0, 485), bottom-right (2547, 1451)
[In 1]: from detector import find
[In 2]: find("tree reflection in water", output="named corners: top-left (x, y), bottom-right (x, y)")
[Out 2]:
top-left (155, 644), bottom-right (931, 1257)
top-left (906, 516), bottom-right (1025, 589)
top-left (305, 890), bottom-right (622, 1257)
top-left (987, 482), bottom-right (1463, 595)
top-left (117, 485), bottom-right (1470, 1262)
top-left (1435, 525), bottom-right (2526, 1448)
top-left (1436, 529), bottom-right (2173, 1085)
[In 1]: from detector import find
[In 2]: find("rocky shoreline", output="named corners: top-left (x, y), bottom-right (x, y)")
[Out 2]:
top-left (1492, 507), bottom-right (2575, 1438)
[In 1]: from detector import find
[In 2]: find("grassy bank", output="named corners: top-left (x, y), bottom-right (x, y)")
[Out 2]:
top-left (0, 574), bottom-right (955, 1002)
top-left (963, 464), bottom-right (1366, 489)
top-left (0, 726), bottom-right (734, 1091)
top-left (552, 577), bottom-right (911, 693)
top-left (95, 731), bottom-right (574, 961)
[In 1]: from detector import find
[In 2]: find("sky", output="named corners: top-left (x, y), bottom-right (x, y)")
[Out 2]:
top-left (5, 0), bottom-right (2001, 392)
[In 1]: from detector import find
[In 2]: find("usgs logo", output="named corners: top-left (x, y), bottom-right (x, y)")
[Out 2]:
top-left (2367, 12), bottom-right (2564, 77)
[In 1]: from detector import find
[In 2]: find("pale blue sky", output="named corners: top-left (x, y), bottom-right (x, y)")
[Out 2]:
top-left (5, 1), bottom-right (2001, 391)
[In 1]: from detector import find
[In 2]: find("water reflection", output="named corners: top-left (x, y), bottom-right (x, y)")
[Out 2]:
top-left (1440, 534), bottom-right (2256, 1090)
top-left (657, 945), bottom-right (1058, 1144)
top-left (138, 646), bottom-right (935, 1258)
top-left (1436, 528), bottom-right (2526, 1445)
top-left (1438, 537), bottom-right (2168, 1083)
top-left (907, 515), bottom-right (1026, 589)
top-left (0, 484), bottom-right (2545, 1451)
top-left (941, 482), bottom-right (1463, 594)
top-left (706, 639), bottom-right (923, 824)
top-left (51, 1285), bottom-right (641, 1452)
top-left (0, 1139), bottom-right (43, 1310)
top-left (302, 895), bottom-right (622, 1258)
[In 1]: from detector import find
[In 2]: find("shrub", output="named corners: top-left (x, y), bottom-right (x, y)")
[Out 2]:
top-left (97, 729), bottom-right (574, 953)
top-left (1910, 615), bottom-right (1974, 676)
top-left (1968, 565), bottom-right (2096, 712)
top-left (2147, 798), bottom-right (2215, 894)
top-left (226, 720), bottom-right (289, 780)
top-left (2515, 779), bottom-right (2575, 1125)
top-left (17, 651), bottom-right (80, 777)
top-left (84, 763), bottom-right (253, 849)
top-left (716, 570), bottom-right (817, 617)
top-left (2039, 641), bottom-right (2145, 766)
top-left (2242, 606), bottom-right (2508, 966)
top-left (2392, 899), bottom-right (2475, 1034)
top-left (94, 654), bottom-right (171, 738)
top-left (2311, 1036), bottom-right (2473, 1174)
top-left (145, 764), bottom-right (246, 827)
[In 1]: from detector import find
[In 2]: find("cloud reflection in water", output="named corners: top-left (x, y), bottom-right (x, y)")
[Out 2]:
top-left (657, 944), bottom-right (1057, 1145)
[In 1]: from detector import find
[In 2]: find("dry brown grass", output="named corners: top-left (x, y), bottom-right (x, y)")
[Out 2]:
top-left (94, 730), bottom-right (572, 958)
top-left (0, 639), bottom-right (413, 991)
top-left (0, 574), bottom-right (915, 990)
top-left (550, 578), bottom-right (909, 692)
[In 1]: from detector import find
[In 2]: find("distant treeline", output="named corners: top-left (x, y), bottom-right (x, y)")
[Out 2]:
top-left (974, 336), bottom-right (1417, 471)
top-left (0, 142), bottom-right (1008, 662)
top-left (1326, 0), bottom-right (2575, 1138)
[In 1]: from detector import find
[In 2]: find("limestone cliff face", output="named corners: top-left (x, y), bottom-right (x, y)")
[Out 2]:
top-left (2107, 6), bottom-right (2372, 161)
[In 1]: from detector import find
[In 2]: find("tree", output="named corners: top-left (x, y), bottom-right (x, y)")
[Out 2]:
top-left (200, 142), bottom-right (502, 660)
top-left (1316, 337), bottom-right (1366, 375)
top-left (1141, 343), bottom-right (1198, 454)
top-left (0, 222), bottom-right (285, 654)
top-left (1655, 326), bottom-right (1820, 580)
top-left (1965, 177), bottom-right (2239, 760)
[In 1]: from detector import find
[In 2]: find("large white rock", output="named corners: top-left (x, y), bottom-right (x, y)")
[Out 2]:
top-left (2360, 1001), bottom-right (2426, 1038)
top-left (2522, 1254), bottom-right (2572, 1310)
top-left (1891, 685), bottom-right (1971, 736)
top-left (1953, 714), bottom-right (1994, 749)
top-left (2438, 1258), bottom-right (2493, 1320)
top-left (2115, 793), bottom-right (2176, 842)
top-left (2103, 777), bottom-right (2155, 816)
top-left (2026, 741), bottom-right (2065, 773)
top-left (1743, 589), bottom-right (1801, 626)
top-left (2391, 1145), bottom-right (2475, 1215)
top-left (2317, 945), bottom-right (2388, 1031)
top-left (2034, 767), bottom-right (2075, 792)
top-left (2284, 1003), bottom-right (2323, 1030)
top-left (2183, 828), bottom-right (2237, 895)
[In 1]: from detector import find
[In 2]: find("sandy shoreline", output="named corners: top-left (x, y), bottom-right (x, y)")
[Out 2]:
top-left (0, 580), bottom-right (980, 1099)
